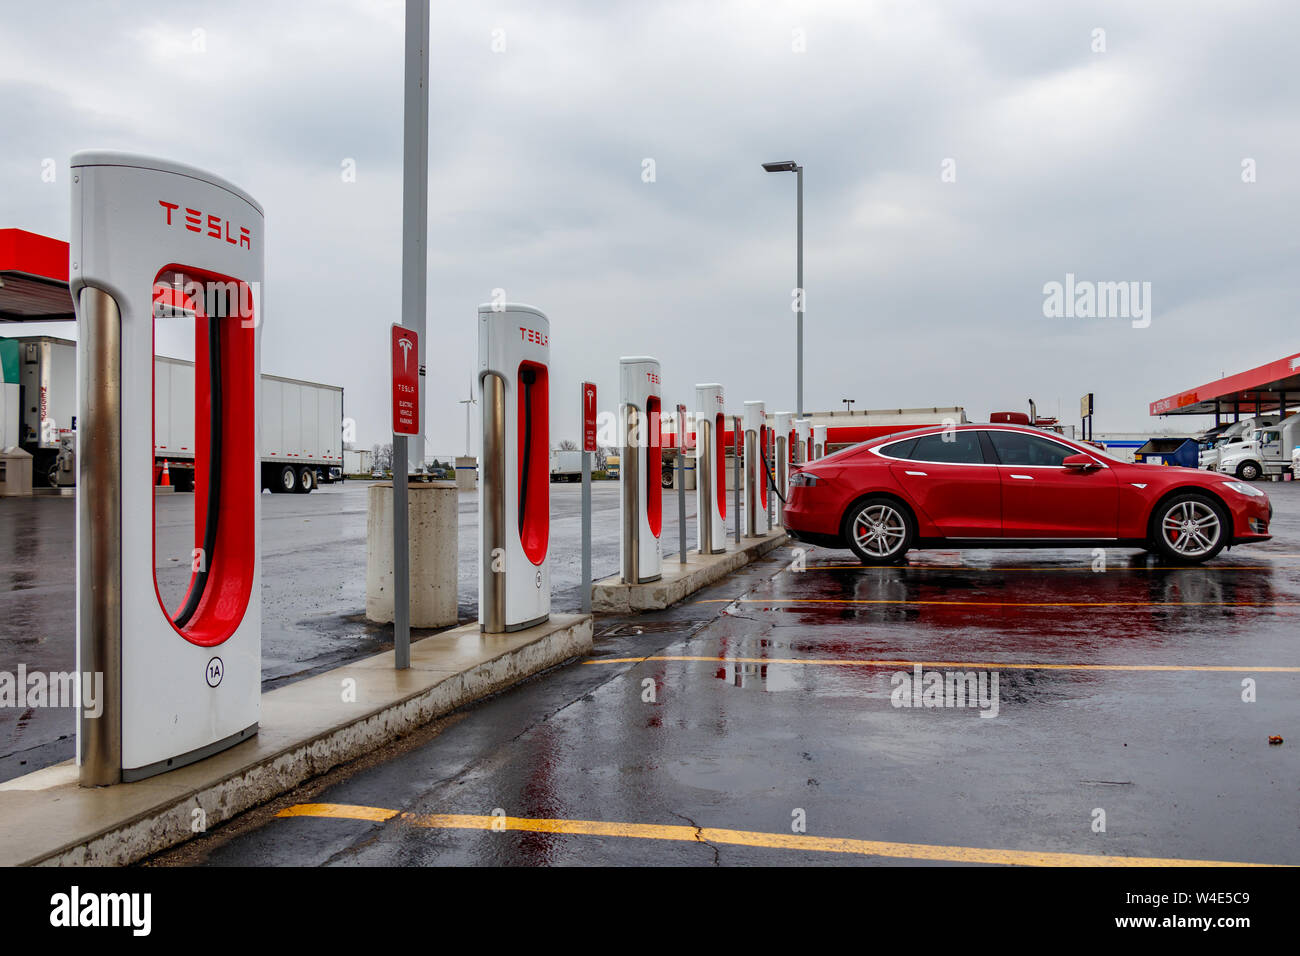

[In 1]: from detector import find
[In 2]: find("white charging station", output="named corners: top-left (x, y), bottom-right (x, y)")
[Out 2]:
top-left (770, 411), bottom-right (792, 527)
top-left (71, 151), bottom-right (263, 785)
top-left (620, 356), bottom-right (662, 583)
top-left (742, 400), bottom-right (769, 537)
top-left (794, 418), bottom-right (811, 464)
top-left (694, 383), bottom-right (726, 555)
top-left (812, 424), bottom-right (827, 460)
top-left (479, 304), bottom-right (551, 633)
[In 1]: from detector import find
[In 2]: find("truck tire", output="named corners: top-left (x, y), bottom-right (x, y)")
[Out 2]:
top-left (274, 464), bottom-right (297, 494)
top-left (296, 467), bottom-right (315, 493)
top-left (1235, 461), bottom-right (1262, 481)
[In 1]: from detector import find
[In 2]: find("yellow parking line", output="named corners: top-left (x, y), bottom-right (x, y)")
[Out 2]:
top-left (583, 655), bottom-right (1300, 673)
top-left (279, 803), bottom-right (400, 822)
top-left (276, 803), bottom-right (1281, 866)
top-left (693, 598), bottom-right (1300, 607)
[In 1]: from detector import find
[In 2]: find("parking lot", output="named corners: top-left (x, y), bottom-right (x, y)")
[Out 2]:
top-left (0, 479), bottom-right (691, 781)
top-left (135, 480), bottom-right (1300, 866)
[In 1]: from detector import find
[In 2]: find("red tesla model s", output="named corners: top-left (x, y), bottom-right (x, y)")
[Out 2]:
top-left (783, 424), bottom-right (1272, 564)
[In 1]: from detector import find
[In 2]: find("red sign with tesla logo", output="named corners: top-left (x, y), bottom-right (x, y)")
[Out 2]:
top-left (391, 325), bottom-right (420, 436)
top-left (582, 382), bottom-right (598, 452)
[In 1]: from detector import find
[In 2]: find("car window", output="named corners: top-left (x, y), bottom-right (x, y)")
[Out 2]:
top-left (901, 431), bottom-right (985, 464)
top-left (987, 431), bottom-right (1076, 466)
top-left (878, 438), bottom-right (917, 459)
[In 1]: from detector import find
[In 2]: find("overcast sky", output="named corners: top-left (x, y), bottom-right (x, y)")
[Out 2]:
top-left (4, 0), bottom-right (1298, 456)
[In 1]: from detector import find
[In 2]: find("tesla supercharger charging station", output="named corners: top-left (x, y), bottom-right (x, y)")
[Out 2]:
top-left (771, 411), bottom-right (792, 527)
top-left (794, 418), bottom-right (811, 464)
top-left (695, 383), bottom-right (726, 555)
top-left (71, 151), bottom-right (263, 785)
top-left (479, 304), bottom-right (550, 633)
top-left (742, 400), bottom-right (769, 537)
top-left (620, 356), bottom-right (662, 583)
top-left (813, 425), bottom-right (827, 460)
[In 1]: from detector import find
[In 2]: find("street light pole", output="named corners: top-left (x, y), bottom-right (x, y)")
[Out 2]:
top-left (763, 160), bottom-right (804, 417)
top-left (796, 164), bottom-right (803, 418)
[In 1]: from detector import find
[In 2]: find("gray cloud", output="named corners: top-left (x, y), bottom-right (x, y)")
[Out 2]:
top-left (3, 0), bottom-right (1298, 458)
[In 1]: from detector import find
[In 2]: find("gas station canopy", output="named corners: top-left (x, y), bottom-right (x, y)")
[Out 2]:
top-left (1150, 352), bottom-right (1300, 418)
top-left (0, 229), bottom-right (74, 322)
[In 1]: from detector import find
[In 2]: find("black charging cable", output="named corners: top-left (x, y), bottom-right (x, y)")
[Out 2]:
top-left (759, 442), bottom-right (787, 505)
top-left (518, 367), bottom-right (536, 536)
top-left (174, 311), bottom-right (222, 629)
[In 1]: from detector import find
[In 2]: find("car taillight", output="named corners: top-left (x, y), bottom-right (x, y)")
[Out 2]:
top-left (789, 471), bottom-right (819, 487)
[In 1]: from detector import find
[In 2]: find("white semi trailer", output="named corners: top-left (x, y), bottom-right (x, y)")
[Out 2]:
top-left (1217, 412), bottom-right (1300, 480)
top-left (1196, 416), bottom-right (1278, 472)
top-left (8, 335), bottom-right (343, 492)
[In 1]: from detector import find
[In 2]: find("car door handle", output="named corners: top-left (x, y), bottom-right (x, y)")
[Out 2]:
top-left (905, 470), bottom-right (927, 476)
top-left (1009, 474), bottom-right (1034, 480)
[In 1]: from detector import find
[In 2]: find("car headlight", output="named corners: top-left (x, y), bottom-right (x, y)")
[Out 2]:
top-left (789, 471), bottom-right (820, 487)
top-left (1223, 480), bottom-right (1266, 497)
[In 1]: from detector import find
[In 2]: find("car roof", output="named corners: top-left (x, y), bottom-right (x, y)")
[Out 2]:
top-left (805, 422), bottom-right (1080, 465)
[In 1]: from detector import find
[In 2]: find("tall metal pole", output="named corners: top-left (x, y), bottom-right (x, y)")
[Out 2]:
top-left (394, 0), bottom-right (429, 670)
top-left (581, 450), bottom-right (591, 613)
top-left (393, 435), bottom-right (410, 669)
top-left (678, 450), bottom-right (687, 564)
top-left (403, 0), bottom-right (429, 474)
top-left (796, 165), bottom-right (804, 418)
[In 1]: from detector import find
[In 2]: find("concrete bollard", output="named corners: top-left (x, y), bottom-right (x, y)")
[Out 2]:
top-left (455, 455), bottom-right (478, 491)
top-left (366, 481), bottom-right (459, 627)
top-left (671, 456), bottom-right (696, 491)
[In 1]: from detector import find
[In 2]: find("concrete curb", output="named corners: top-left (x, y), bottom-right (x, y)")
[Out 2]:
top-left (591, 531), bottom-right (789, 613)
top-left (0, 614), bottom-right (592, 867)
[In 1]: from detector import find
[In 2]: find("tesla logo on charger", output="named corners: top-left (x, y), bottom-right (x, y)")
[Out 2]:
top-left (397, 335), bottom-right (414, 370)
top-left (519, 326), bottom-right (548, 346)
top-left (158, 200), bottom-right (252, 250)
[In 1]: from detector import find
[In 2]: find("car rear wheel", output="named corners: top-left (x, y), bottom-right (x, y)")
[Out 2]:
top-left (1150, 493), bottom-right (1228, 563)
top-left (1235, 461), bottom-right (1261, 481)
top-left (844, 497), bottom-right (914, 564)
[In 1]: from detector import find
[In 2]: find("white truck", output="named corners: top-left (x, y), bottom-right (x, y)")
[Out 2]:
top-left (550, 449), bottom-right (583, 482)
top-left (7, 335), bottom-right (343, 492)
top-left (1196, 416), bottom-right (1278, 472)
top-left (1217, 413), bottom-right (1300, 481)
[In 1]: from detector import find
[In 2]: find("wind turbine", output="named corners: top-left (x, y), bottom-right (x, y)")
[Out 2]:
top-left (457, 376), bottom-right (477, 457)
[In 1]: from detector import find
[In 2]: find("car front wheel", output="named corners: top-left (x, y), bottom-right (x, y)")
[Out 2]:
top-left (1150, 494), bottom-right (1228, 563)
top-left (844, 497), bottom-right (914, 564)
top-left (1235, 461), bottom-right (1261, 481)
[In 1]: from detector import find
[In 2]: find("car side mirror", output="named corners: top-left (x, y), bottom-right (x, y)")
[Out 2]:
top-left (1063, 454), bottom-right (1099, 471)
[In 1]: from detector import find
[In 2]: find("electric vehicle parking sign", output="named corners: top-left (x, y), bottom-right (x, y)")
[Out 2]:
top-left (391, 325), bottom-right (420, 436)
top-left (582, 382), bottom-right (597, 452)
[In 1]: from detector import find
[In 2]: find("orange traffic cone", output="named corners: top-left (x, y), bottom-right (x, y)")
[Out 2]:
top-left (161, 460), bottom-right (171, 486)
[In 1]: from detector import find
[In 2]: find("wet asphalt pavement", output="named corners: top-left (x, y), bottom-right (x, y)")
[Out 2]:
top-left (146, 482), bottom-right (1300, 867)
top-left (0, 480), bottom-right (696, 780)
